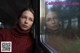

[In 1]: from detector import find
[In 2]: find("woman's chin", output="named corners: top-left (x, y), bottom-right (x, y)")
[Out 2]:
top-left (49, 27), bottom-right (59, 31)
top-left (21, 28), bottom-right (29, 31)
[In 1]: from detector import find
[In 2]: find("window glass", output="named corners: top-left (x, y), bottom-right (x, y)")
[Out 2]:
top-left (40, 0), bottom-right (80, 53)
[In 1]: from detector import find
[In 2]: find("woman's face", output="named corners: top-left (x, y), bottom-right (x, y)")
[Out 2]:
top-left (18, 10), bottom-right (34, 31)
top-left (46, 11), bottom-right (59, 31)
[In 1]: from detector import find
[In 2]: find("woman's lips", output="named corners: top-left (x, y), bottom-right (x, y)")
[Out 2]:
top-left (50, 25), bottom-right (58, 28)
top-left (22, 25), bottom-right (28, 28)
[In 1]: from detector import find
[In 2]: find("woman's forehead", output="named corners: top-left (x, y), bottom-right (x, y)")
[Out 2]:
top-left (21, 10), bottom-right (34, 18)
top-left (46, 12), bottom-right (58, 18)
top-left (47, 11), bottom-right (57, 15)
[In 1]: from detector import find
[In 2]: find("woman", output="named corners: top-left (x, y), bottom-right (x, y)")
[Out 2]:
top-left (0, 7), bottom-right (35, 53)
top-left (45, 10), bottom-right (60, 35)
top-left (43, 9), bottom-right (77, 52)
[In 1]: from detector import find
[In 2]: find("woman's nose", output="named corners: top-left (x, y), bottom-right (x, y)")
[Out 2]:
top-left (51, 20), bottom-right (55, 24)
top-left (25, 19), bottom-right (28, 24)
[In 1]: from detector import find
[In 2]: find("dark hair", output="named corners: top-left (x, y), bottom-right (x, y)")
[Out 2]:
top-left (17, 7), bottom-right (34, 19)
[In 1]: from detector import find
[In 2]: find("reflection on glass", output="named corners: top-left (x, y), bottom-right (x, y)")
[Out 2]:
top-left (40, 0), bottom-right (80, 53)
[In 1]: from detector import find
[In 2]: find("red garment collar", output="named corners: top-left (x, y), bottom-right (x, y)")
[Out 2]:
top-left (13, 24), bottom-right (31, 36)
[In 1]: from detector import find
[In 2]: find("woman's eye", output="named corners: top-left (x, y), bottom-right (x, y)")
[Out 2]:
top-left (46, 18), bottom-right (51, 22)
top-left (21, 16), bottom-right (26, 18)
top-left (29, 18), bottom-right (33, 21)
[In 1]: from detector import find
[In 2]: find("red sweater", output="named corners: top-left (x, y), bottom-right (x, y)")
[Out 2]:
top-left (0, 26), bottom-right (34, 53)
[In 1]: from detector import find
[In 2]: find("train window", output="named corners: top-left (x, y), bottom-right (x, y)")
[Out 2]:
top-left (0, 21), bottom-right (4, 28)
top-left (64, 20), bottom-right (68, 29)
top-left (40, 0), bottom-right (80, 53)
top-left (71, 18), bottom-right (78, 28)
